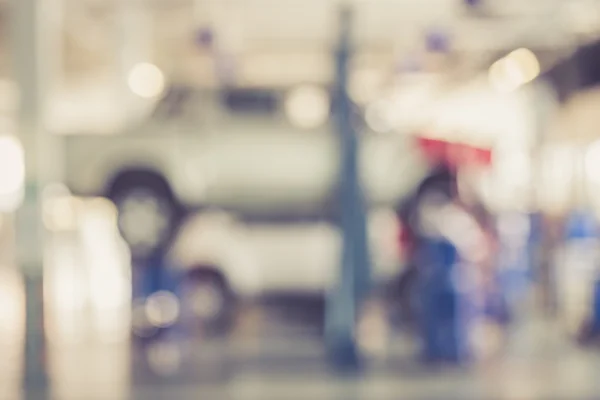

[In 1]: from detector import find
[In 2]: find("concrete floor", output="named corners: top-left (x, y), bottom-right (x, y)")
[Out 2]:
top-left (4, 315), bottom-right (600, 400)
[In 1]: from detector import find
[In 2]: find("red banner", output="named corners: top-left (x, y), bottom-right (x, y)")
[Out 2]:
top-left (417, 137), bottom-right (493, 168)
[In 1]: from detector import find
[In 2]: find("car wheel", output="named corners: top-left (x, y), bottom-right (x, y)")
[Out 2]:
top-left (181, 270), bottom-right (233, 333)
top-left (110, 175), bottom-right (179, 260)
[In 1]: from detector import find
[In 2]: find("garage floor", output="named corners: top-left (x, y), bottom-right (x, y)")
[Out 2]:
top-left (1, 311), bottom-right (598, 400)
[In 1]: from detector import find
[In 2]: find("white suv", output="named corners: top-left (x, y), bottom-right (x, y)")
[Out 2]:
top-left (64, 95), bottom-right (428, 327)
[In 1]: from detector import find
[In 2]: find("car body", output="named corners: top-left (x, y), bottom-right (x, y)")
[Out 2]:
top-left (62, 90), bottom-right (429, 327)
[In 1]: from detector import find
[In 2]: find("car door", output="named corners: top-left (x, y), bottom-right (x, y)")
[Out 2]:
top-left (241, 222), bottom-right (339, 294)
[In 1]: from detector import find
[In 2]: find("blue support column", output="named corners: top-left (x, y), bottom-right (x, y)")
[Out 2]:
top-left (325, 6), bottom-right (372, 371)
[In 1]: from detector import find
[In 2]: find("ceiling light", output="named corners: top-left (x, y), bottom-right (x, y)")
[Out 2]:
top-left (284, 85), bottom-right (330, 129)
top-left (128, 63), bottom-right (165, 99)
top-left (489, 48), bottom-right (539, 93)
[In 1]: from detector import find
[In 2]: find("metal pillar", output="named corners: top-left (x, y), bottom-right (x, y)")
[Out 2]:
top-left (11, 0), bottom-right (49, 394)
top-left (325, 6), bottom-right (372, 370)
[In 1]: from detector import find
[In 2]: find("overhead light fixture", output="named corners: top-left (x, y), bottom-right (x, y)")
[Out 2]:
top-left (509, 48), bottom-right (540, 82)
top-left (284, 85), bottom-right (330, 129)
top-left (128, 63), bottom-right (166, 99)
top-left (489, 48), bottom-right (540, 93)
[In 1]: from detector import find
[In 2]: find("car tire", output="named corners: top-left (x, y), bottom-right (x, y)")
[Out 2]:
top-left (109, 172), bottom-right (181, 260)
top-left (180, 269), bottom-right (234, 334)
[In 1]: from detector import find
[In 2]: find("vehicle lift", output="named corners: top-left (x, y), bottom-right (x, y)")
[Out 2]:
top-left (324, 7), bottom-right (373, 371)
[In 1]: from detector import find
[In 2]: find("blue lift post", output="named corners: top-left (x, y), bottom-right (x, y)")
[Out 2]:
top-left (325, 6), bottom-right (372, 371)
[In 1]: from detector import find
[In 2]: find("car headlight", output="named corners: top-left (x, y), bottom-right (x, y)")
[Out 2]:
top-left (0, 135), bottom-right (25, 201)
